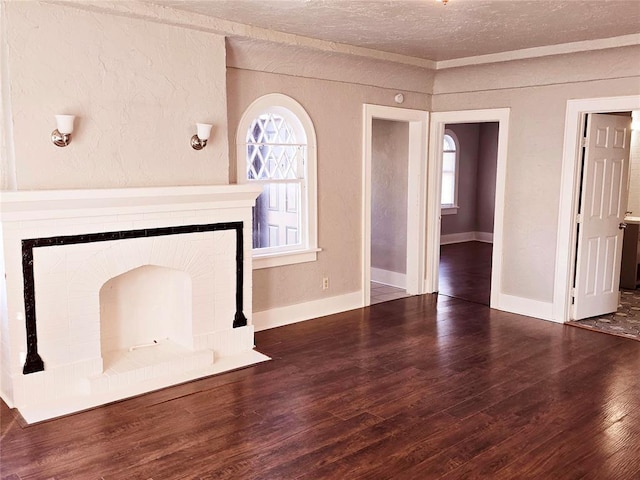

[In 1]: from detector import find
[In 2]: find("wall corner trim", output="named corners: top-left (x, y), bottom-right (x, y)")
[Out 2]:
top-left (252, 292), bottom-right (362, 332)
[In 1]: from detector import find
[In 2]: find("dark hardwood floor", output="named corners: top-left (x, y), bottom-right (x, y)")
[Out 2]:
top-left (2, 294), bottom-right (640, 479)
top-left (439, 241), bottom-right (492, 305)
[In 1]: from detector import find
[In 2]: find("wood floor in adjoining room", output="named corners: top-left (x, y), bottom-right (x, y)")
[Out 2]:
top-left (2, 295), bottom-right (640, 479)
top-left (440, 241), bottom-right (492, 305)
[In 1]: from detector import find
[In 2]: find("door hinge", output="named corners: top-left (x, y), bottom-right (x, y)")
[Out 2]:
top-left (580, 137), bottom-right (588, 148)
top-left (576, 213), bottom-right (582, 224)
top-left (571, 288), bottom-right (576, 304)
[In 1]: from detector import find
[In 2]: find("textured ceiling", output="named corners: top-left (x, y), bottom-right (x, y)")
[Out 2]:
top-left (151, 0), bottom-right (640, 61)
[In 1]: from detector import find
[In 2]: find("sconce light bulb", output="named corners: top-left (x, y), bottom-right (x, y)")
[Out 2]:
top-left (196, 123), bottom-right (212, 141)
top-left (55, 114), bottom-right (75, 134)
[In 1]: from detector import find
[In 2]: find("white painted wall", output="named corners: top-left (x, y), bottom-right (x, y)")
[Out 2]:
top-left (2, 1), bottom-right (229, 190)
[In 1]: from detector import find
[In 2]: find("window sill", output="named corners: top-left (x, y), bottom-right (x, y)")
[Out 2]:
top-left (252, 247), bottom-right (322, 270)
top-left (441, 206), bottom-right (459, 216)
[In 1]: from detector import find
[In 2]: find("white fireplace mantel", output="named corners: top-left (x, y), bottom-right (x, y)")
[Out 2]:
top-left (0, 184), bottom-right (263, 222)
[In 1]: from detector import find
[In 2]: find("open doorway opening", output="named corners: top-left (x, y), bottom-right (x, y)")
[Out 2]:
top-left (370, 119), bottom-right (411, 305)
top-left (426, 108), bottom-right (510, 312)
top-left (438, 123), bottom-right (498, 305)
top-left (362, 104), bottom-right (429, 307)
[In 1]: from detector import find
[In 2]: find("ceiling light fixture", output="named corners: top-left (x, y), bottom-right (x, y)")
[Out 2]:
top-left (437, 0), bottom-right (450, 5)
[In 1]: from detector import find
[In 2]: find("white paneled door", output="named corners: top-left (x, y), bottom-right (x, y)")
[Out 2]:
top-left (573, 113), bottom-right (632, 320)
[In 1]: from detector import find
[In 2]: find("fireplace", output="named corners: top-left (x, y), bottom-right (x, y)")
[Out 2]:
top-left (0, 185), bottom-right (268, 423)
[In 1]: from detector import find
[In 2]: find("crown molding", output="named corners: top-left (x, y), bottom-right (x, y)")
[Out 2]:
top-left (48, 0), bottom-right (436, 69)
top-left (435, 34), bottom-right (640, 70)
top-left (43, 2), bottom-right (640, 72)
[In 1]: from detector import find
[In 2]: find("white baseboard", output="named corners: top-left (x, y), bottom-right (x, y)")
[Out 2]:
top-left (252, 291), bottom-right (362, 332)
top-left (440, 231), bottom-right (494, 245)
top-left (371, 267), bottom-right (406, 289)
top-left (251, 289), bottom-right (556, 333)
top-left (475, 231), bottom-right (494, 243)
top-left (496, 294), bottom-right (556, 322)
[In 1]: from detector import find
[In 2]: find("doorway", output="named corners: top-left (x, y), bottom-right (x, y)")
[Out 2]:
top-left (370, 119), bottom-right (411, 305)
top-left (554, 96), bottom-right (640, 323)
top-left (362, 104), bottom-right (429, 307)
top-left (438, 122), bottom-right (499, 306)
top-left (426, 109), bottom-right (510, 311)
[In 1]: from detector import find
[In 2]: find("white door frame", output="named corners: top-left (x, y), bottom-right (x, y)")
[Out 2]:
top-left (553, 95), bottom-right (640, 323)
top-left (362, 104), bottom-right (429, 307)
top-left (425, 108), bottom-right (510, 310)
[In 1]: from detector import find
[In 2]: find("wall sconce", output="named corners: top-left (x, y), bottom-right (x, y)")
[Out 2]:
top-left (191, 123), bottom-right (212, 150)
top-left (51, 114), bottom-right (76, 147)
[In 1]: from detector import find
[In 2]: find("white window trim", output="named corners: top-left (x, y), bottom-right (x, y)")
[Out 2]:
top-left (441, 129), bottom-right (460, 215)
top-left (441, 206), bottom-right (460, 215)
top-left (236, 93), bottom-right (319, 269)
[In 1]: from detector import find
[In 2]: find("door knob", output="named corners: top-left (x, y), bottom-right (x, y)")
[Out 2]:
top-left (619, 222), bottom-right (628, 230)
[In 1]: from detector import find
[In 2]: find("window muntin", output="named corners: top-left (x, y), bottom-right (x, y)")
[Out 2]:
top-left (441, 132), bottom-right (458, 210)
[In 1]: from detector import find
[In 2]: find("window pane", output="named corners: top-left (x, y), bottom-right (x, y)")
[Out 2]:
top-left (443, 134), bottom-right (456, 152)
top-left (441, 173), bottom-right (454, 205)
top-left (246, 144), bottom-right (305, 181)
top-left (253, 183), bottom-right (302, 249)
top-left (442, 152), bottom-right (456, 173)
top-left (248, 113), bottom-right (297, 144)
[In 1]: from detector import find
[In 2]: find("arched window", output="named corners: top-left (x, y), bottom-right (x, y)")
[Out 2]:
top-left (441, 131), bottom-right (459, 213)
top-left (237, 94), bottom-right (318, 269)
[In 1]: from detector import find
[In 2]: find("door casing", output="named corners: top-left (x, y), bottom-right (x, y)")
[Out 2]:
top-left (362, 104), bottom-right (429, 306)
top-left (426, 108), bottom-right (510, 311)
top-left (554, 95), bottom-right (640, 323)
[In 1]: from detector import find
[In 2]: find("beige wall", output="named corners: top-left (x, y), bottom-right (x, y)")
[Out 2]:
top-left (371, 119), bottom-right (409, 275)
top-left (433, 46), bottom-right (640, 303)
top-left (227, 66), bottom-right (430, 312)
top-left (3, 1), bottom-right (639, 316)
top-left (441, 122), bottom-right (497, 236)
top-left (2, 1), bottom-right (229, 190)
top-left (476, 122), bottom-right (499, 234)
top-left (441, 123), bottom-right (480, 235)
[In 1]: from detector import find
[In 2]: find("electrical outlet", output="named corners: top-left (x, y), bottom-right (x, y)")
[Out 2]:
top-left (322, 276), bottom-right (329, 290)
